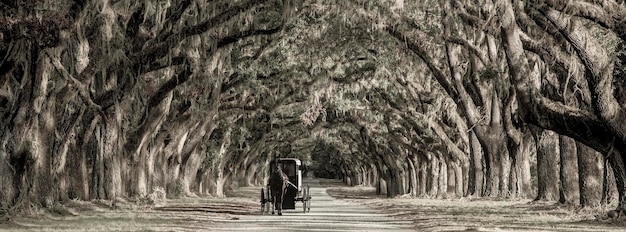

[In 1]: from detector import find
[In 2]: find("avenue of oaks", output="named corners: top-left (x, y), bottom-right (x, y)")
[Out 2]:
top-left (0, 0), bottom-right (625, 217)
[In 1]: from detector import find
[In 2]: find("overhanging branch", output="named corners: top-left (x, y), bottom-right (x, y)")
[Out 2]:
top-left (134, 0), bottom-right (274, 65)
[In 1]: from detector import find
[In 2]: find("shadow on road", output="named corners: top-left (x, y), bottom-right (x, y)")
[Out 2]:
top-left (155, 204), bottom-right (257, 215)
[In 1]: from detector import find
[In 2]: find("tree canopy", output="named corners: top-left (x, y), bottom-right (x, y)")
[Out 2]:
top-left (1, 0), bottom-right (626, 216)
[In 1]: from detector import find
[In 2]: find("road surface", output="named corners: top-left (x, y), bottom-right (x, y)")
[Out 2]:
top-left (210, 180), bottom-right (414, 232)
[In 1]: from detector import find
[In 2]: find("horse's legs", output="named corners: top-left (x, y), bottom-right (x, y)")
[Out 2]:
top-left (275, 189), bottom-right (280, 216)
top-left (271, 191), bottom-right (276, 215)
top-left (278, 188), bottom-right (286, 216)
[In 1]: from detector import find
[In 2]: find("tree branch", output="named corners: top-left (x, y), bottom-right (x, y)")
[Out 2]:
top-left (148, 66), bottom-right (193, 108)
top-left (134, 0), bottom-right (273, 65)
top-left (160, 0), bottom-right (193, 35)
top-left (543, 0), bottom-right (626, 40)
top-left (539, 6), bottom-right (626, 137)
top-left (444, 36), bottom-right (489, 66)
top-left (47, 52), bottom-right (104, 117)
top-left (385, 27), bottom-right (459, 101)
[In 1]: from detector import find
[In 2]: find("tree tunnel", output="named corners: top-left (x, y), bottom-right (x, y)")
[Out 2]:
top-left (1, 0), bottom-right (626, 216)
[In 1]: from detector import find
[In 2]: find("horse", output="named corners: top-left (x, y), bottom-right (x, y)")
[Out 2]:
top-left (269, 159), bottom-right (289, 215)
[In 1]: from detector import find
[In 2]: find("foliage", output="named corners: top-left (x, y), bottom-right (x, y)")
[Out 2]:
top-left (310, 140), bottom-right (343, 178)
top-left (1, 0), bottom-right (625, 215)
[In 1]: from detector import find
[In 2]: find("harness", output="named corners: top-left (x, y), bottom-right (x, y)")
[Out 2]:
top-left (285, 180), bottom-right (297, 189)
top-left (275, 172), bottom-right (295, 189)
top-left (272, 160), bottom-right (298, 190)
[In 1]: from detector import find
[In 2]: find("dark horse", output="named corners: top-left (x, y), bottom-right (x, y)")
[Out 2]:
top-left (269, 159), bottom-right (289, 215)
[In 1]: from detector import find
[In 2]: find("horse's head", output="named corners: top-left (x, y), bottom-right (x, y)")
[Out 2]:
top-left (273, 161), bottom-right (283, 174)
top-left (271, 158), bottom-right (280, 169)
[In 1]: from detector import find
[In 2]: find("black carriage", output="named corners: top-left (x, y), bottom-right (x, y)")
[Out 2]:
top-left (260, 158), bottom-right (311, 214)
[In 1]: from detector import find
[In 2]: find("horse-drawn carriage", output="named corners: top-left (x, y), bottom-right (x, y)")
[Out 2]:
top-left (260, 158), bottom-right (311, 215)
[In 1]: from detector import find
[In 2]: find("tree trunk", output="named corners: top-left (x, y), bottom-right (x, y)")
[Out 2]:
top-left (378, 175), bottom-right (386, 196)
top-left (577, 142), bottom-right (603, 208)
top-left (520, 132), bottom-right (534, 198)
top-left (181, 148), bottom-right (206, 196)
top-left (385, 161), bottom-right (403, 198)
top-left (145, 141), bottom-right (163, 195)
top-left (500, 146), bottom-right (512, 197)
top-left (214, 126), bottom-right (233, 198)
top-left (401, 166), bottom-right (408, 194)
top-left (128, 93), bottom-right (173, 198)
top-left (246, 163), bottom-right (259, 187)
top-left (607, 153), bottom-right (626, 210)
top-left (106, 103), bottom-right (126, 199)
top-left (468, 131), bottom-right (485, 196)
top-left (167, 157), bottom-right (182, 197)
top-left (418, 157), bottom-right (428, 196)
top-left (559, 136), bottom-right (580, 206)
top-left (508, 131), bottom-right (533, 198)
top-left (67, 141), bottom-right (89, 200)
top-left (215, 163), bottom-right (226, 198)
top-left (91, 127), bottom-right (104, 199)
top-left (602, 161), bottom-right (618, 206)
top-left (408, 156), bottom-right (418, 197)
top-left (215, 172), bottom-right (232, 198)
top-left (446, 160), bottom-right (455, 197)
top-left (461, 156), bottom-right (470, 197)
top-left (452, 161), bottom-right (464, 197)
top-left (1, 47), bottom-right (57, 211)
top-left (237, 156), bottom-right (250, 187)
top-left (532, 128), bottom-right (560, 201)
top-left (383, 167), bottom-right (402, 198)
top-left (164, 129), bottom-right (190, 197)
top-left (130, 146), bottom-right (148, 197)
top-left (0, 151), bottom-right (15, 209)
top-left (429, 153), bottom-right (439, 197)
top-left (370, 164), bottom-right (378, 187)
top-left (483, 140), bottom-right (503, 197)
top-left (437, 158), bottom-right (448, 199)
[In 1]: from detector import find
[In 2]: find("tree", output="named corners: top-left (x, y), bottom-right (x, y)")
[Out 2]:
top-left (497, 0), bottom-right (626, 210)
top-left (0, 0), bottom-right (288, 211)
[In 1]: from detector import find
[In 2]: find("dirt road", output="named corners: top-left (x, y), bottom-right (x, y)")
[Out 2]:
top-left (0, 179), bottom-right (415, 231)
top-left (210, 179), bottom-right (414, 232)
top-left (3, 179), bottom-right (624, 231)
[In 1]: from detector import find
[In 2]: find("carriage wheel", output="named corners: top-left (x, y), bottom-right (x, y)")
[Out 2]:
top-left (302, 187), bottom-right (308, 213)
top-left (306, 184), bottom-right (311, 212)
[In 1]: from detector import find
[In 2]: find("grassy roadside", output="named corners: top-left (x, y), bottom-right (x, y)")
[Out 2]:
top-left (326, 185), bottom-right (626, 232)
top-left (0, 187), bottom-right (262, 232)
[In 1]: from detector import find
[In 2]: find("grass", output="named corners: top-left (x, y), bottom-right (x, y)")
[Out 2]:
top-left (327, 185), bottom-right (626, 231)
top-left (0, 187), bottom-right (261, 232)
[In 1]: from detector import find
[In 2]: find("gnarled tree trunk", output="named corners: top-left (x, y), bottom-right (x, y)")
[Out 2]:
top-left (578, 142), bottom-right (603, 208)
top-left (559, 136), bottom-right (580, 206)
top-left (532, 128), bottom-right (560, 202)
